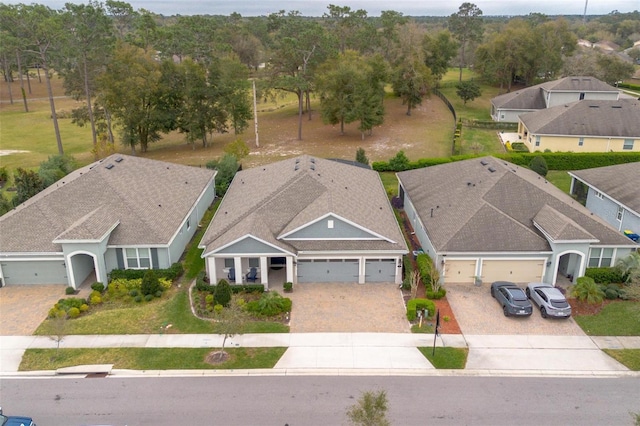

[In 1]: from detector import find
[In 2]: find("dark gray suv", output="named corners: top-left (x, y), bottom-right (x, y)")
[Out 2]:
top-left (491, 281), bottom-right (533, 317)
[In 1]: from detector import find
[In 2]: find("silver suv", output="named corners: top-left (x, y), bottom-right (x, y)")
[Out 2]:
top-left (526, 283), bottom-right (571, 318)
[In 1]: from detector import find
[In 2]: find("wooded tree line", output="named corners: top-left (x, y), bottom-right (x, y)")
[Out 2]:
top-left (1, 1), bottom-right (637, 154)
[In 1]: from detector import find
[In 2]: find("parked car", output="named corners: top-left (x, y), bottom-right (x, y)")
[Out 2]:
top-left (490, 281), bottom-right (533, 317)
top-left (0, 408), bottom-right (36, 426)
top-left (526, 283), bottom-right (571, 318)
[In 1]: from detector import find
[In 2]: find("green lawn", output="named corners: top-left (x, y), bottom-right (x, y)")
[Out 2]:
top-left (379, 172), bottom-right (399, 197)
top-left (418, 347), bottom-right (468, 369)
top-left (183, 200), bottom-right (220, 279)
top-left (19, 347), bottom-right (287, 371)
top-left (34, 288), bottom-right (289, 335)
top-left (546, 170), bottom-right (572, 194)
top-left (603, 349), bottom-right (640, 371)
top-left (574, 301), bottom-right (640, 336)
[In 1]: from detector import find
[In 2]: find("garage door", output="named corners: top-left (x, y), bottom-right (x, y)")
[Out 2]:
top-left (1, 260), bottom-right (67, 286)
top-left (444, 259), bottom-right (477, 284)
top-left (481, 259), bottom-right (544, 284)
top-left (365, 259), bottom-right (396, 283)
top-left (297, 259), bottom-right (359, 283)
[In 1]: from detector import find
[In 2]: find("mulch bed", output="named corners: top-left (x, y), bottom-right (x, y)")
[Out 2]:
top-left (569, 298), bottom-right (611, 316)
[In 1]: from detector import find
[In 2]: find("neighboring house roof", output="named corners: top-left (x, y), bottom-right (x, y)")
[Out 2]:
top-left (491, 76), bottom-right (618, 110)
top-left (201, 155), bottom-right (407, 256)
top-left (0, 154), bottom-right (216, 253)
top-left (397, 157), bottom-right (633, 254)
top-left (520, 99), bottom-right (640, 137)
top-left (570, 162), bottom-right (640, 216)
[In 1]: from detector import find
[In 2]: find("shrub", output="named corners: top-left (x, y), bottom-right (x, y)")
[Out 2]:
top-left (283, 281), bottom-right (293, 292)
top-left (604, 286), bottom-right (619, 300)
top-left (205, 294), bottom-right (214, 305)
top-left (67, 307), bottom-right (81, 319)
top-left (89, 290), bottom-right (101, 299)
top-left (416, 253), bottom-right (434, 289)
top-left (141, 270), bottom-right (160, 296)
top-left (230, 284), bottom-right (264, 294)
top-left (426, 288), bottom-right (447, 299)
top-left (65, 286), bottom-right (76, 295)
top-left (246, 291), bottom-right (291, 317)
top-left (129, 289), bottom-right (139, 297)
top-left (402, 255), bottom-right (414, 290)
top-left (214, 304), bottom-right (224, 314)
top-left (48, 307), bottom-right (65, 319)
top-left (108, 263), bottom-right (183, 281)
top-left (155, 290), bottom-right (163, 298)
top-left (355, 147), bottom-right (369, 166)
top-left (90, 282), bottom-right (105, 293)
top-left (196, 271), bottom-right (214, 292)
top-left (529, 155), bottom-right (548, 177)
top-left (585, 267), bottom-right (625, 284)
top-left (134, 295), bottom-right (143, 303)
top-left (144, 294), bottom-right (154, 302)
top-left (90, 295), bottom-right (102, 305)
top-left (406, 298), bottom-right (436, 321)
top-left (79, 304), bottom-right (89, 312)
top-left (214, 279), bottom-right (232, 307)
top-left (388, 151), bottom-right (410, 172)
top-left (57, 297), bottom-right (85, 312)
top-left (571, 276), bottom-right (605, 304)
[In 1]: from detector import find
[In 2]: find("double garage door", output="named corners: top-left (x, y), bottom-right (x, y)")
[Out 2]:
top-left (443, 259), bottom-right (544, 284)
top-left (0, 260), bottom-right (67, 286)
top-left (297, 259), bottom-right (396, 283)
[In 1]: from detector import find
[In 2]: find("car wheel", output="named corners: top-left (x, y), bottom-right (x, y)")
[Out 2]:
top-left (503, 306), bottom-right (509, 317)
top-left (491, 287), bottom-right (494, 298)
top-left (541, 307), bottom-right (547, 318)
top-left (525, 288), bottom-right (531, 298)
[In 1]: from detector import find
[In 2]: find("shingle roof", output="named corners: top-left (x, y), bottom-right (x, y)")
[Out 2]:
top-left (520, 99), bottom-right (640, 137)
top-left (0, 155), bottom-right (216, 253)
top-left (533, 204), bottom-right (596, 242)
top-left (491, 76), bottom-right (618, 110)
top-left (570, 162), bottom-right (640, 215)
top-left (201, 156), bottom-right (407, 255)
top-left (397, 157), bottom-right (633, 254)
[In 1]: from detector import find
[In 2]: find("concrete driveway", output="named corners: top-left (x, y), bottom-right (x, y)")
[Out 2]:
top-left (286, 283), bottom-right (410, 333)
top-left (0, 285), bottom-right (67, 335)
top-left (445, 283), bottom-right (585, 336)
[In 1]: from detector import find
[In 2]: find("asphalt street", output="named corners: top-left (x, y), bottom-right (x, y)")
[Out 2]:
top-left (1, 375), bottom-right (639, 425)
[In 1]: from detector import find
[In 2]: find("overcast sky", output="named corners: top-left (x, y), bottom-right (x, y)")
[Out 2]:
top-left (1, 0), bottom-right (638, 16)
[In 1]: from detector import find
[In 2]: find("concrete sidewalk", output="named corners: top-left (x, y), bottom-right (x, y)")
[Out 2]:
top-left (1, 333), bottom-right (638, 375)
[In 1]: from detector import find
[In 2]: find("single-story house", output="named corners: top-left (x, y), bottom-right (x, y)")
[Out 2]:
top-left (397, 157), bottom-right (637, 286)
top-left (491, 76), bottom-right (619, 123)
top-left (569, 162), bottom-right (640, 248)
top-left (517, 99), bottom-right (640, 152)
top-left (0, 154), bottom-right (216, 288)
top-left (199, 155), bottom-right (407, 287)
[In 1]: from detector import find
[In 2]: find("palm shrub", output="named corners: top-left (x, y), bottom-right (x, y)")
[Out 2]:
top-left (214, 279), bottom-right (232, 307)
top-left (571, 276), bottom-right (605, 304)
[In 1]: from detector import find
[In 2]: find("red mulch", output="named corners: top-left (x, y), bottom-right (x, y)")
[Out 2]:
top-left (569, 298), bottom-right (611, 316)
top-left (432, 297), bottom-right (462, 334)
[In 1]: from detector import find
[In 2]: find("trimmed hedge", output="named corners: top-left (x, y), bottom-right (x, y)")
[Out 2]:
top-left (194, 272), bottom-right (264, 294)
top-left (416, 253), bottom-right (434, 289)
top-left (373, 152), bottom-right (640, 173)
top-left (406, 298), bottom-right (436, 321)
top-left (585, 267), bottom-right (625, 284)
top-left (109, 262), bottom-right (184, 281)
top-left (617, 83), bottom-right (640, 91)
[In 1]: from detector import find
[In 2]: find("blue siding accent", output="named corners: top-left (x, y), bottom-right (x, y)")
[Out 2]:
top-left (217, 237), bottom-right (286, 254)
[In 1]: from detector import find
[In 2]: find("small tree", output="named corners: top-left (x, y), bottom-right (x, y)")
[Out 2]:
top-left (529, 155), bottom-right (548, 176)
top-left (208, 297), bottom-right (249, 363)
top-left (389, 150), bottom-right (410, 172)
top-left (455, 80), bottom-right (481, 105)
top-left (355, 147), bottom-right (369, 166)
top-left (409, 270), bottom-right (420, 300)
top-left (214, 279), bottom-right (232, 307)
top-left (141, 270), bottom-right (161, 296)
top-left (49, 310), bottom-right (68, 360)
top-left (224, 138), bottom-right (250, 160)
top-left (571, 276), bottom-right (605, 304)
top-left (346, 390), bottom-right (390, 426)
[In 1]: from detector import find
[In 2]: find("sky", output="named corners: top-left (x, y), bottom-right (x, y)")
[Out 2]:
top-left (1, 0), bottom-right (638, 16)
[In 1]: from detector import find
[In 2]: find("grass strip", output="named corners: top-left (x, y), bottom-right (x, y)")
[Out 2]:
top-left (603, 349), bottom-right (640, 371)
top-left (20, 347), bottom-right (287, 371)
top-left (574, 301), bottom-right (640, 336)
top-left (418, 347), bottom-right (468, 369)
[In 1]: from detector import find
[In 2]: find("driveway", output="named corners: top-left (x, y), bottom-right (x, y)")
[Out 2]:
top-left (0, 285), bottom-right (67, 335)
top-left (445, 283), bottom-right (585, 336)
top-left (286, 283), bottom-right (410, 333)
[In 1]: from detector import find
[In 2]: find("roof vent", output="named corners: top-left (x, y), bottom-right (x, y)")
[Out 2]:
top-left (310, 158), bottom-right (316, 164)
top-left (480, 160), bottom-right (488, 166)
top-left (488, 167), bottom-right (496, 173)
top-left (310, 164), bottom-right (315, 171)
top-left (294, 165), bottom-right (299, 171)
top-left (295, 159), bottom-right (300, 164)
top-left (589, 105), bottom-right (599, 108)
top-left (105, 164), bottom-right (114, 170)
top-left (115, 156), bottom-right (123, 162)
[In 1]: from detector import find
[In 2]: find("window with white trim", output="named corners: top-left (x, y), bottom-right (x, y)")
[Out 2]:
top-left (248, 258), bottom-right (259, 268)
top-left (327, 219), bottom-right (334, 229)
top-left (578, 137), bottom-right (584, 146)
top-left (224, 258), bottom-right (234, 268)
top-left (535, 136), bottom-right (540, 147)
top-left (617, 206), bottom-right (624, 221)
top-left (594, 190), bottom-right (603, 199)
top-left (588, 248), bottom-right (614, 267)
top-left (125, 248), bottom-right (151, 269)
top-left (623, 139), bottom-right (634, 150)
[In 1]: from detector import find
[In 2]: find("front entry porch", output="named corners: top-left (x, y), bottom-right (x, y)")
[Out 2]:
top-left (206, 255), bottom-right (294, 290)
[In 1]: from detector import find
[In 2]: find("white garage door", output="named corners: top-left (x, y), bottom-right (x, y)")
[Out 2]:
top-left (1, 260), bottom-right (67, 285)
top-left (481, 259), bottom-right (544, 284)
top-left (365, 259), bottom-right (396, 283)
top-left (297, 259), bottom-right (359, 283)
top-left (444, 259), bottom-right (477, 284)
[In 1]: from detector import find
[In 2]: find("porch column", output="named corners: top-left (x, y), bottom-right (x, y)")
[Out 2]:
top-left (358, 257), bottom-right (365, 284)
top-left (233, 256), bottom-right (243, 284)
top-left (260, 256), bottom-right (269, 289)
top-left (395, 257), bottom-right (403, 285)
top-left (286, 256), bottom-right (294, 283)
top-left (207, 257), bottom-right (217, 283)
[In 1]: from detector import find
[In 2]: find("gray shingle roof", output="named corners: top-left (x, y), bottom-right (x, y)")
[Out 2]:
top-left (491, 76), bottom-right (618, 110)
top-left (520, 99), bottom-right (640, 137)
top-left (570, 162), bottom-right (640, 215)
top-left (201, 156), bottom-right (407, 255)
top-left (0, 155), bottom-right (216, 253)
top-left (397, 157), bottom-right (633, 254)
top-left (533, 204), bottom-right (596, 242)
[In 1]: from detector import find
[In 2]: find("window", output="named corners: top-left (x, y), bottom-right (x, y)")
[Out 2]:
top-left (224, 258), bottom-right (234, 268)
top-left (327, 219), bottom-right (334, 229)
top-left (248, 258), bottom-right (259, 268)
top-left (623, 139), bottom-right (634, 150)
top-left (589, 247), bottom-right (615, 267)
top-left (601, 248), bottom-right (614, 267)
top-left (594, 191), bottom-right (603, 199)
top-left (579, 92), bottom-right (585, 100)
top-left (617, 206), bottom-right (624, 221)
top-left (535, 136), bottom-right (540, 147)
top-left (578, 137), bottom-right (584, 146)
top-left (186, 219), bottom-right (191, 230)
top-left (588, 248), bottom-right (601, 268)
top-left (125, 248), bottom-right (151, 269)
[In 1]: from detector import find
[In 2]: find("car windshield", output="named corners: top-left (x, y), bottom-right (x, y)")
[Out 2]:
top-left (510, 288), bottom-right (527, 301)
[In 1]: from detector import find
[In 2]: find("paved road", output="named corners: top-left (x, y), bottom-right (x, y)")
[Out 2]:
top-left (1, 376), bottom-right (638, 425)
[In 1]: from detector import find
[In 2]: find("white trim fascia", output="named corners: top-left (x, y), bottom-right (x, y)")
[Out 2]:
top-left (166, 173), bottom-right (217, 248)
top-left (0, 251), bottom-right (64, 257)
top-left (0, 256), bottom-right (65, 261)
top-left (202, 234), bottom-right (295, 258)
top-left (439, 251), bottom-right (553, 256)
top-left (567, 174), bottom-right (640, 218)
top-left (589, 243), bottom-right (639, 249)
top-left (53, 220), bottom-right (120, 245)
top-left (297, 249), bottom-right (408, 256)
top-left (278, 212), bottom-right (394, 243)
top-left (107, 244), bottom-right (169, 249)
top-left (284, 237), bottom-right (382, 241)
